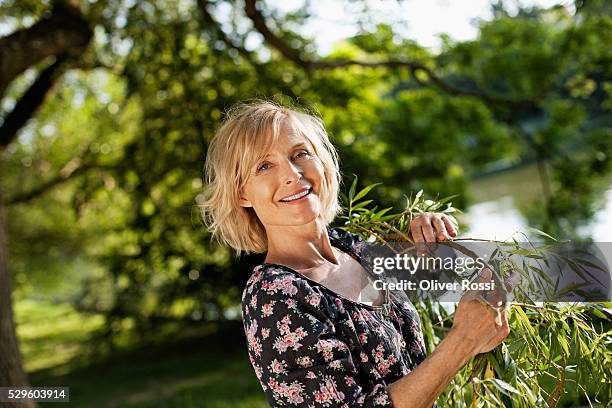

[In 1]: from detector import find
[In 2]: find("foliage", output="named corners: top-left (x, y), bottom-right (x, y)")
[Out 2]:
top-left (340, 178), bottom-right (612, 407)
top-left (1, 0), bottom-right (611, 381)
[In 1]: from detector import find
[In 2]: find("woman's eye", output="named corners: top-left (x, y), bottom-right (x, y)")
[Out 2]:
top-left (295, 150), bottom-right (311, 159)
top-left (257, 162), bottom-right (270, 173)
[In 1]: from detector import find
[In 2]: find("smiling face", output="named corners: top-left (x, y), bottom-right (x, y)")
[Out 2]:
top-left (239, 120), bottom-right (326, 229)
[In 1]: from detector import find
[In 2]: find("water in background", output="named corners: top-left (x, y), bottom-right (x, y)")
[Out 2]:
top-left (464, 163), bottom-right (612, 242)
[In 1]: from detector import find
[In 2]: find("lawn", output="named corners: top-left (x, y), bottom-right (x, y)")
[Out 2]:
top-left (16, 299), bottom-right (268, 407)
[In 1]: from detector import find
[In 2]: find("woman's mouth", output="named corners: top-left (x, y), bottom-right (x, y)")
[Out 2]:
top-left (279, 187), bottom-right (312, 203)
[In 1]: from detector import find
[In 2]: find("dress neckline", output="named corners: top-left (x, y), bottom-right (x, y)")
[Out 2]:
top-left (260, 229), bottom-right (391, 312)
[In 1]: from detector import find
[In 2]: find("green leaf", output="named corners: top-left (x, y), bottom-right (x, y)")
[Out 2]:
top-left (415, 189), bottom-right (423, 201)
top-left (488, 379), bottom-right (521, 397)
top-left (528, 227), bottom-right (557, 242)
top-left (348, 175), bottom-right (358, 202)
top-left (351, 200), bottom-right (373, 211)
top-left (353, 183), bottom-right (381, 202)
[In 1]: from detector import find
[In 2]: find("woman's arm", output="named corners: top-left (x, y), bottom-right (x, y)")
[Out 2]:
top-left (388, 327), bottom-right (474, 407)
top-left (388, 272), bottom-right (511, 408)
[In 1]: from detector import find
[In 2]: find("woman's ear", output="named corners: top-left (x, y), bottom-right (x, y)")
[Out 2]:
top-left (239, 197), bottom-right (253, 207)
top-left (238, 189), bottom-right (253, 207)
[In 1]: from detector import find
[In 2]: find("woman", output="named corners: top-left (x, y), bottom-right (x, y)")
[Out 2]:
top-left (201, 101), bottom-right (509, 407)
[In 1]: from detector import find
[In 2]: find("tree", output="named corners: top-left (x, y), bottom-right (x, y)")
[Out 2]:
top-left (0, 0), bottom-right (92, 402)
top-left (0, 1), bottom-right (610, 406)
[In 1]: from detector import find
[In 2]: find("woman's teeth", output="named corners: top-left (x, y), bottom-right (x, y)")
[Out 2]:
top-left (280, 188), bottom-right (310, 202)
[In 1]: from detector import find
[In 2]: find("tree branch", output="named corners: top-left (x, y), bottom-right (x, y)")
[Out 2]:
top-left (7, 136), bottom-right (116, 205)
top-left (198, 0), bottom-right (257, 65)
top-left (0, 54), bottom-right (68, 149)
top-left (243, 0), bottom-right (535, 109)
top-left (197, 0), bottom-right (299, 99)
top-left (0, 1), bottom-right (92, 97)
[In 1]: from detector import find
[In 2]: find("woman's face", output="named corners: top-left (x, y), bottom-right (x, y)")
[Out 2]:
top-left (239, 120), bottom-right (325, 228)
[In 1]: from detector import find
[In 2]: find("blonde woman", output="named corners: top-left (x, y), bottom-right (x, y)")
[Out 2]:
top-left (201, 101), bottom-right (509, 408)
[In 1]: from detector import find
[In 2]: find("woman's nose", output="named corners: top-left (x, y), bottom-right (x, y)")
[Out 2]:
top-left (280, 159), bottom-right (302, 185)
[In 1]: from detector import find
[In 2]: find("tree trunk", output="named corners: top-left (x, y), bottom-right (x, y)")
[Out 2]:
top-left (0, 184), bottom-right (35, 408)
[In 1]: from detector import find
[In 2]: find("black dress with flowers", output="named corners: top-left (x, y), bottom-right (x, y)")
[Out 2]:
top-left (241, 227), bottom-right (429, 407)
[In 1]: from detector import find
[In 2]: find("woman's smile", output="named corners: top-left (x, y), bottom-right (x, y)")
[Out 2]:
top-left (279, 187), bottom-right (313, 203)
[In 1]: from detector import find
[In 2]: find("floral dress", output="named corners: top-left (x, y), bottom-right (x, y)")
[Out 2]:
top-left (241, 227), bottom-right (430, 407)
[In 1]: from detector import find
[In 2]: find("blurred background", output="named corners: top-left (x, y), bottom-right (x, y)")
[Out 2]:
top-left (0, 0), bottom-right (610, 406)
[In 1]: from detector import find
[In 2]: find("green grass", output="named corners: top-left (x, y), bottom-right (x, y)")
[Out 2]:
top-left (30, 329), bottom-right (269, 408)
top-left (15, 298), bottom-right (268, 407)
top-left (15, 298), bottom-right (105, 373)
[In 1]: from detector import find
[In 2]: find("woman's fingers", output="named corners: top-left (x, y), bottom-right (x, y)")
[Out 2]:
top-left (410, 221), bottom-right (425, 243)
top-left (420, 221), bottom-right (437, 243)
top-left (441, 215), bottom-right (458, 237)
top-left (432, 216), bottom-right (450, 241)
top-left (411, 213), bottom-right (459, 243)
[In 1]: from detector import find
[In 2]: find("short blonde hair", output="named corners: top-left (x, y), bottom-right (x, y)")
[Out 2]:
top-left (200, 100), bottom-right (342, 256)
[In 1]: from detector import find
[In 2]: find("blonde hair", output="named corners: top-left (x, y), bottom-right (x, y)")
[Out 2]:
top-left (200, 100), bottom-right (342, 256)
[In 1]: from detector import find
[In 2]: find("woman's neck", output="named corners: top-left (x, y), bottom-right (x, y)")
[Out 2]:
top-left (264, 220), bottom-right (338, 270)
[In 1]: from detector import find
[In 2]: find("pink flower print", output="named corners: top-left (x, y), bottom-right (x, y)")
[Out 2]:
top-left (307, 293), bottom-right (321, 307)
top-left (345, 376), bottom-right (356, 386)
top-left (261, 302), bottom-right (274, 317)
top-left (306, 371), bottom-right (317, 379)
top-left (328, 339), bottom-right (348, 352)
top-left (245, 320), bottom-right (262, 357)
top-left (314, 389), bottom-right (331, 404)
top-left (334, 298), bottom-right (345, 314)
top-left (273, 337), bottom-right (289, 353)
top-left (373, 343), bottom-right (396, 376)
top-left (314, 377), bottom-right (345, 406)
top-left (297, 356), bottom-right (313, 368)
top-left (283, 333), bottom-right (298, 348)
top-left (358, 332), bottom-right (368, 344)
top-left (281, 277), bottom-right (298, 296)
top-left (269, 358), bottom-right (287, 375)
top-left (250, 295), bottom-right (257, 309)
top-left (360, 352), bottom-right (369, 362)
top-left (285, 383), bottom-right (304, 404)
top-left (328, 360), bottom-right (342, 370)
top-left (261, 328), bottom-right (270, 339)
top-left (377, 361), bottom-right (390, 376)
top-left (254, 364), bottom-right (263, 380)
top-left (374, 393), bottom-right (389, 405)
top-left (315, 339), bottom-right (335, 361)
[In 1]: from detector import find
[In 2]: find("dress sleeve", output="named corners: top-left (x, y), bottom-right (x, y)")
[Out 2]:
top-left (242, 269), bottom-right (394, 407)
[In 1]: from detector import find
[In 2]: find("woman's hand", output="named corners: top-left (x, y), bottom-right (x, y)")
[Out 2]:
top-left (410, 212), bottom-right (458, 243)
top-left (410, 213), bottom-right (458, 256)
top-left (450, 268), bottom-right (511, 357)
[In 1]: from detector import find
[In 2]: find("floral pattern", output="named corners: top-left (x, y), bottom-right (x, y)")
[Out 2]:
top-left (242, 227), bottom-right (430, 407)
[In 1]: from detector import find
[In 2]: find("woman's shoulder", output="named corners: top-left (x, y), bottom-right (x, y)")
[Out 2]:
top-left (241, 264), bottom-right (327, 314)
top-left (328, 226), bottom-right (368, 260)
top-left (243, 263), bottom-right (298, 298)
